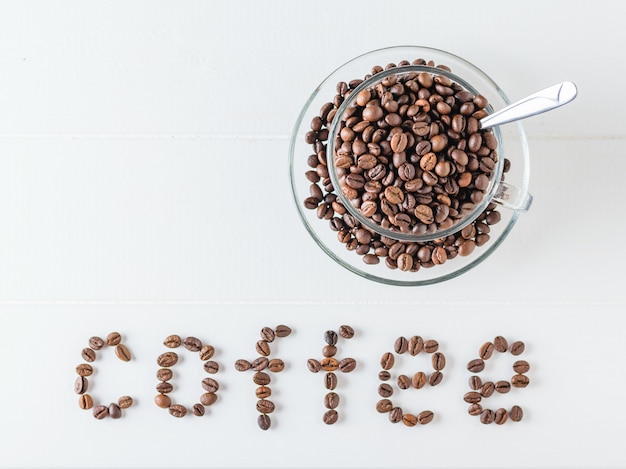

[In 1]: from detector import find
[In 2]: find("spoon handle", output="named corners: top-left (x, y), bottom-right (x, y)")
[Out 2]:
top-left (479, 81), bottom-right (577, 129)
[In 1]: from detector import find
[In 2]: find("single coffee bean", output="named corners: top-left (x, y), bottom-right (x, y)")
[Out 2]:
top-left (324, 392), bottom-right (340, 409)
top-left (469, 375), bottom-right (483, 390)
top-left (81, 348), bottom-right (96, 363)
top-left (118, 396), bottom-right (133, 409)
top-left (432, 352), bottom-right (446, 370)
top-left (412, 371), bottom-right (427, 389)
top-left (379, 370), bottom-right (391, 381)
top-left (307, 359), bottom-right (322, 373)
top-left (378, 383), bottom-right (394, 398)
top-left (376, 399), bottom-right (393, 413)
top-left (115, 344), bottom-right (131, 362)
top-left (511, 374), bottom-right (530, 388)
top-left (493, 336), bottom-right (508, 353)
top-left (423, 339), bottom-right (439, 353)
top-left (429, 371), bottom-right (444, 386)
top-left (75, 376), bottom-right (88, 394)
top-left (256, 386), bottom-right (271, 399)
top-left (256, 340), bottom-right (271, 357)
top-left (260, 327), bottom-right (275, 343)
top-left (325, 372), bottom-right (337, 390)
top-left (509, 405), bottom-right (524, 422)
top-left (93, 405), bottom-right (108, 419)
top-left (89, 336), bottom-right (104, 350)
top-left (467, 358), bottom-right (485, 373)
top-left (157, 352), bottom-right (178, 367)
top-left (201, 377), bottom-right (219, 393)
top-left (76, 363), bottom-right (93, 377)
top-left (495, 380), bottom-right (511, 393)
top-left (154, 393), bottom-right (171, 409)
top-left (203, 361), bottom-right (219, 374)
top-left (380, 352), bottom-right (395, 370)
top-left (408, 336), bottom-right (423, 355)
top-left (323, 409), bottom-right (339, 425)
top-left (479, 342), bottom-right (495, 360)
top-left (258, 413), bottom-right (272, 430)
top-left (417, 410), bottom-right (434, 425)
top-left (321, 357), bottom-right (339, 372)
top-left (163, 335), bottom-right (182, 348)
top-left (394, 336), bottom-right (408, 354)
top-left (268, 358), bottom-right (285, 373)
top-left (235, 359), bottom-right (251, 371)
top-left (322, 345), bottom-right (337, 358)
top-left (199, 345), bottom-right (215, 361)
top-left (257, 399), bottom-right (275, 414)
top-left (78, 394), bottom-right (93, 410)
top-left (274, 325), bottom-right (292, 338)
top-left (338, 325), bottom-right (354, 339)
top-left (157, 368), bottom-right (173, 381)
top-left (324, 330), bottom-right (338, 346)
top-left (513, 360), bottom-right (530, 373)
top-left (339, 357), bottom-right (357, 373)
top-left (389, 407), bottom-right (403, 424)
top-left (397, 374), bottom-right (411, 390)
top-left (463, 391), bottom-right (482, 404)
top-left (106, 332), bottom-right (121, 346)
top-left (510, 340), bottom-right (525, 356)
top-left (480, 381), bottom-right (495, 398)
top-left (468, 403), bottom-right (483, 416)
top-left (480, 408), bottom-right (495, 424)
top-left (495, 407), bottom-right (508, 425)
top-left (108, 403), bottom-right (121, 419)
top-left (156, 382), bottom-right (173, 394)
top-left (251, 357), bottom-right (269, 371)
top-left (183, 336), bottom-right (202, 352)
top-left (192, 403), bottom-right (205, 416)
top-left (403, 413), bottom-right (418, 427)
top-left (253, 372), bottom-right (271, 386)
top-left (169, 404), bottom-right (187, 418)
top-left (201, 392), bottom-right (218, 406)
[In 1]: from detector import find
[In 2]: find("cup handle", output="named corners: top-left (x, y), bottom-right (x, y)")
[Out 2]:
top-left (492, 182), bottom-right (533, 211)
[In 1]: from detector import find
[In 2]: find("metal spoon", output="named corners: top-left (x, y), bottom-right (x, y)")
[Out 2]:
top-left (479, 81), bottom-right (577, 129)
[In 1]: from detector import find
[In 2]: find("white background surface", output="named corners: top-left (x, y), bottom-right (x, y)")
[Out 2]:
top-left (1, 1), bottom-right (625, 468)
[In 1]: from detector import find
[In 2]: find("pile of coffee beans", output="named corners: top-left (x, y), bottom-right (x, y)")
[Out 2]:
top-left (303, 59), bottom-right (510, 271)
top-left (235, 325), bottom-right (292, 430)
top-left (74, 332), bottom-right (134, 419)
top-left (464, 336), bottom-right (529, 424)
top-left (306, 325), bottom-right (357, 424)
top-left (376, 335), bottom-right (446, 426)
top-left (155, 335), bottom-right (220, 418)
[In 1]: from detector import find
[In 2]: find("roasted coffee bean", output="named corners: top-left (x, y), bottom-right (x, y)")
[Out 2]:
top-left (154, 394), bottom-right (171, 409)
top-left (256, 340), bottom-right (271, 357)
top-left (389, 407), bottom-right (403, 424)
top-left (408, 336), bottom-right (424, 355)
top-left (479, 342), bottom-right (495, 360)
top-left (468, 403), bottom-right (483, 416)
top-left (323, 345), bottom-right (337, 357)
top-left (258, 413), bottom-right (271, 430)
top-left (412, 371), bottom-right (427, 389)
top-left (325, 372), bottom-right (337, 390)
top-left (253, 372), bottom-right (271, 386)
top-left (511, 374), bottom-right (530, 388)
top-left (376, 399), bottom-right (393, 413)
top-left (321, 357), bottom-right (339, 371)
top-left (157, 352), bottom-right (178, 367)
top-left (235, 359), bottom-right (251, 371)
top-left (93, 405), bottom-right (108, 419)
top-left (108, 403), bottom-right (121, 419)
top-left (339, 357), bottom-right (357, 373)
top-left (324, 392), bottom-right (340, 410)
top-left (200, 392), bottom-right (217, 407)
top-left (378, 383), bottom-right (394, 398)
top-left (432, 352), bottom-right (446, 370)
top-left (378, 370), bottom-right (391, 381)
top-left (467, 358), bottom-right (485, 372)
top-left (75, 376), bottom-right (88, 394)
top-left (163, 335), bottom-right (182, 349)
top-left (81, 348), bottom-right (96, 363)
top-left (183, 336), bottom-right (202, 352)
top-left (106, 332), bottom-right (121, 346)
top-left (89, 337), bottom-right (104, 350)
top-left (397, 374), bottom-right (411, 389)
top-left (509, 405), bottom-right (524, 422)
top-left (156, 382), bottom-right (173, 394)
top-left (199, 345), bottom-right (215, 361)
top-left (76, 363), bottom-right (93, 377)
top-left (423, 339), bottom-right (439, 353)
top-left (394, 336), bottom-right (408, 354)
top-left (403, 413), bottom-right (418, 427)
top-left (480, 408), bottom-right (495, 424)
top-left (495, 380), bottom-right (511, 393)
top-left (338, 325), bottom-right (355, 339)
top-left (417, 410), bottom-right (434, 425)
top-left (256, 399), bottom-right (275, 414)
top-left (510, 340), bottom-right (525, 356)
top-left (494, 407), bottom-right (508, 425)
top-left (169, 404), bottom-right (187, 418)
top-left (118, 396), bottom-right (133, 409)
top-left (251, 357), bottom-right (269, 371)
top-left (323, 409), bottom-right (339, 425)
top-left (429, 371), bottom-right (444, 386)
top-left (260, 327), bottom-right (275, 343)
top-left (380, 352), bottom-right (395, 370)
top-left (115, 344), bottom-right (131, 362)
top-left (203, 360), bottom-right (219, 374)
top-left (256, 386), bottom-right (271, 399)
top-left (324, 330), bottom-right (338, 346)
top-left (307, 359), bottom-right (322, 373)
top-left (513, 360), bottom-right (530, 373)
top-left (464, 391), bottom-right (482, 404)
top-left (480, 381), bottom-right (495, 398)
top-left (469, 375), bottom-right (483, 390)
top-left (78, 394), bottom-right (93, 410)
top-left (274, 325), bottom-right (292, 338)
top-left (201, 377), bottom-right (219, 393)
top-left (267, 359), bottom-right (285, 373)
top-left (192, 403), bottom-right (205, 416)
top-left (493, 336), bottom-right (508, 353)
